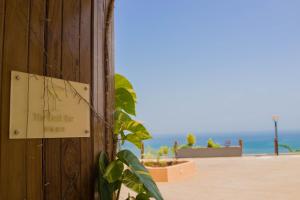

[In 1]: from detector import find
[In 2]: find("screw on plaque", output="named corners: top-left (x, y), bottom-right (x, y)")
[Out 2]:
top-left (14, 129), bottom-right (20, 135)
top-left (84, 130), bottom-right (89, 134)
top-left (84, 86), bottom-right (88, 91)
top-left (15, 75), bottom-right (20, 80)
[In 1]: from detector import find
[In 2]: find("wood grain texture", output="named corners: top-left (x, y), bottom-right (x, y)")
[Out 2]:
top-left (0, 0), bottom-right (115, 198)
top-left (27, 0), bottom-right (45, 199)
top-left (92, 1), bottom-right (116, 199)
top-left (0, 0), bottom-right (30, 199)
top-left (44, 0), bottom-right (63, 199)
top-left (104, 0), bottom-right (115, 160)
top-left (61, 0), bottom-right (81, 199)
top-left (0, 0), bottom-right (5, 193)
top-left (80, 0), bottom-right (93, 198)
top-left (93, 0), bottom-right (106, 163)
top-left (92, 1), bottom-right (105, 199)
top-left (0, 0), bottom-right (5, 109)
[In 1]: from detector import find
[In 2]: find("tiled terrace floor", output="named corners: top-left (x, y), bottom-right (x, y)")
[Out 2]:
top-left (121, 155), bottom-right (300, 200)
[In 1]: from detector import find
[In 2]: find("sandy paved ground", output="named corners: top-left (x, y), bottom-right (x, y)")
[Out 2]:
top-left (121, 155), bottom-right (300, 200)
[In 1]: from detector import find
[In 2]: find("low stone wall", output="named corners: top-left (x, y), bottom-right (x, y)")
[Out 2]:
top-left (146, 160), bottom-right (197, 182)
top-left (176, 146), bottom-right (242, 158)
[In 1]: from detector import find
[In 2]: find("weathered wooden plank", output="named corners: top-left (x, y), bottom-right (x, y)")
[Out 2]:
top-left (26, 0), bottom-right (45, 199)
top-left (0, 0), bottom-right (5, 190)
top-left (93, 0), bottom-right (106, 164)
top-left (0, 0), bottom-right (5, 102)
top-left (0, 0), bottom-right (115, 198)
top-left (44, 0), bottom-right (63, 199)
top-left (104, 0), bottom-right (115, 160)
top-left (91, 1), bottom-right (101, 199)
top-left (61, 0), bottom-right (81, 199)
top-left (92, 2), bottom-right (112, 198)
top-left (0, 0), bottom-right (30, 199)
top-left (80, 0), bottom-right (93, 198)
top-left (92, 0), bottom-right (100, 166)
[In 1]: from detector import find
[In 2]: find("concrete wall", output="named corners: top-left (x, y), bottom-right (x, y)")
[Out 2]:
top-left (177, 146), bottom-right (242, 158)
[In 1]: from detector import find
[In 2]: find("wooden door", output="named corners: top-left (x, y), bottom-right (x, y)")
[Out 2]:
top-left (0, 0), bottom-right (114, 199)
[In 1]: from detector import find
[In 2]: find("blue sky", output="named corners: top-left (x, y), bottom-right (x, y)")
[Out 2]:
top-left (115, 0), bottom-right (300, 134)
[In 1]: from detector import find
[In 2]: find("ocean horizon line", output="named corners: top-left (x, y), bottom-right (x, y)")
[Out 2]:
top-left (150, 130), bottom-right (300, 137)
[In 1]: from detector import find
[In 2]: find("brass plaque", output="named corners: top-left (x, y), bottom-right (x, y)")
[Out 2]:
top-left (10, 71), bottom-right (90, 139)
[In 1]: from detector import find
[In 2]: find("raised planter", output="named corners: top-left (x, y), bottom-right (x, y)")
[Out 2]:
top-left (145, 160), bottom-right (197, 182)
top-left (177, 146), bottom-right (242, 158)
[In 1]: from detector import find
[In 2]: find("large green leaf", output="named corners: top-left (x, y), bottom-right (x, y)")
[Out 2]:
top-left (115, 88), bottom-right (136, 115)
top-left (115, 111), bottom-right (151, 139)
top-left (110, 180), bottom-right (122, 192)
top-left (123, 169), bottom-right (145, 193)
top-left (104, 160), bottom-right (124, 183)
top-left (99, 151), bottom-right (109, 174)
top-left (115, 74), bottom-right (134, 90)
top-left (115, 110), bottom-right (152, 148)
top-left (117, 150), bottom-right (163, 200)
top-left (98, 152), bottom-right (113, 200)
top-left (124, 121), bottom-right (152, 149)
top-left (115, 74), bottom-right (137, 101)
top-left (125, 134), bottom-right (150, 149)
top-left (114, 110), bottom-right (132, 134)
top-left (124, 121), bottom-right (151, 139)
top-left (125, 134), bottom-right (144, 149)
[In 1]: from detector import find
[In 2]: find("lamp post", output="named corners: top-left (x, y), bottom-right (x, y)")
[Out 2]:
top-left (272, 115), bottom-right (280, 156)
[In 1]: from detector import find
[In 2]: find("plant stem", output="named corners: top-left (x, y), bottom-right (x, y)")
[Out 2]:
top-left (116, 181), bottom-right (122, 200)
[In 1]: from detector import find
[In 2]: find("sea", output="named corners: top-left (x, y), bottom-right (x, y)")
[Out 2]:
top-left (121, 131), bottom-right (300, 156)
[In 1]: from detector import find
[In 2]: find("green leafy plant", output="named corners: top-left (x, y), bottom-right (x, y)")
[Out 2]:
top-left (98, 74), bottom-right (163, 200)
top-left (143, 146), bottom-right (157, 159)
top-left (114, 74), bottom-right (152, 149)
top-left (99, 150), bottom-right (163, 200)
top-left (186, 133), bottom-right (196, 146)
top-left (143, 146), bottom-right (174, 167)
top-left (279, 144), bottom-right (300, 152)
top-left (207, 138), bottom-right (221, 148)
top-left (156, 146), bottom-right (169, 163)
top-left (159, 146), bottom-right (169, 156)
top-left (143, 146), bottom-right (169, 164)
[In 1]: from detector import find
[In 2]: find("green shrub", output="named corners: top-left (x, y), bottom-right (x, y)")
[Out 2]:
top-left (144, 146), bottom-right (169, 161)
top-left (207, 138), bottom-right (221, 148)
top-left (144, 146), bottom-right (157, 159)
top-left (186, 133), bottom-right (196, 146)
top-left (159, 146), bottom-right (169, 156)
top-left (155, 146), bottom-right (169, 163)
